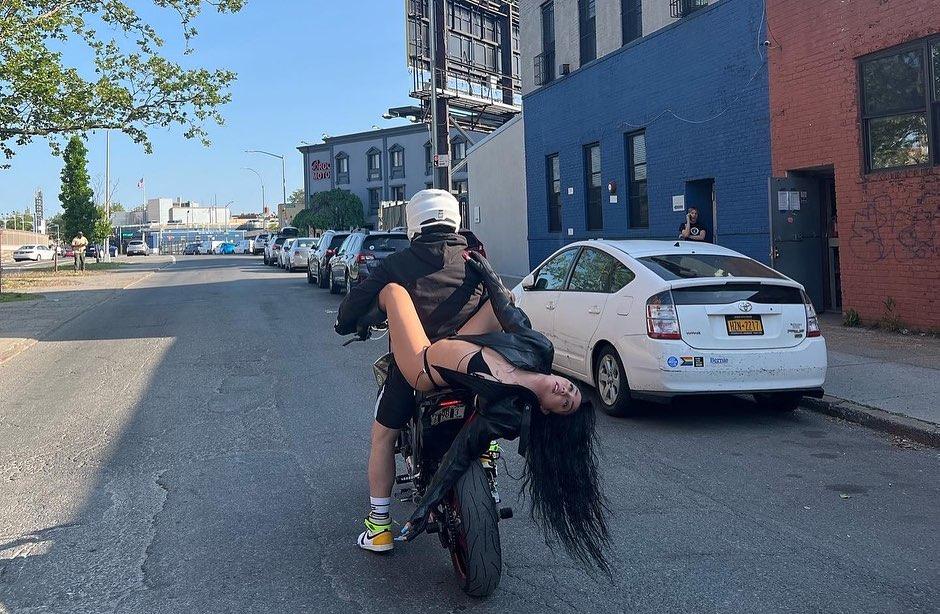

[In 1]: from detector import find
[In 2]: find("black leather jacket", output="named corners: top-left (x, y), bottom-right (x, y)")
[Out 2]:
top-left (335, 232), bottom-right (484, 341)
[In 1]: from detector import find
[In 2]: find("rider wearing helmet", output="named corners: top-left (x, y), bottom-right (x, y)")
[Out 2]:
top-left (335, 189), bottom-right (486, 552)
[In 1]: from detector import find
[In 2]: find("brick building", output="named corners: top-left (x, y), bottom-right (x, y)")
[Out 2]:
top-left (520, 0), bottom-right (772, 268)
top-left (767, 0), bottom-right (940, 329)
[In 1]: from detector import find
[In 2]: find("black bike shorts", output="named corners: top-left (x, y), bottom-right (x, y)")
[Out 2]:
top-left (374, 360), bottom-right (416, 430)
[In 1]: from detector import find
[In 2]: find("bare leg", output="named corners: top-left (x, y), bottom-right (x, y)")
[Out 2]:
top-left (454, 299), bottom-right (501, 335)
top-left (368, 422), bottom-right (398, 498)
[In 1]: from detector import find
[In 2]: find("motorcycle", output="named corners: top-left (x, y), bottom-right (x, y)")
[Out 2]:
top-left (347, 321), bottom-right (512, 598)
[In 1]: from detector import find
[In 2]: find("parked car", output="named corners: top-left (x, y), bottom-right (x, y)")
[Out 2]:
top-left (330, 231), bottom-right (410, 294)
top-left (284, 237), bottom-right (317, 272)
top-left (198, 240), bottom-right (223, 255)
top-left (183, 242), bottom-right (201, 255)
top-left (252, 233), bottom-right (270, 255)
top-left (277, 238), bottom-right (297, 268)
top-left (214, 242), bottom-right (237, 255)
top-left (512, 240), bottom-right (827, 416)
top-left (63, 246), bottom-right (75, 258)
top-left (235, 239), bottom-right (253, 254)
top-left (85, 244), bottom-right (118, 258)
top-left (307, 230), bottom-right (350, 287)
top-left (126, 240), bottom-right (149, 256)
top-left (12, 244), bottom-right (54, 262)
top-left (264, 236), bottom-right (288, 266)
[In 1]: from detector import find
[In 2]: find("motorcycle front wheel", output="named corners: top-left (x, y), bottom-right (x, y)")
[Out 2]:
top-left (448, 461), bottom-right (501, 598)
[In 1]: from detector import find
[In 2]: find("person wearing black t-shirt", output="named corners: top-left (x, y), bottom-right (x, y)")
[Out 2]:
top-left (678, 207), bottom-right (709, 242)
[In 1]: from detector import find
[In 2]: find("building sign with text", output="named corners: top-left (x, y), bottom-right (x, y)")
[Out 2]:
top-left (311, 160), bottom-right (332, 181)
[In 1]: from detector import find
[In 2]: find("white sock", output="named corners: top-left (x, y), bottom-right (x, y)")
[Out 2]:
top-left (369, 496), bottom-right (391, 521)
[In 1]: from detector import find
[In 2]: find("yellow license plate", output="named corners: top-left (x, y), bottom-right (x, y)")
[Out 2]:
top-left (726, 315), bottom-right (764, 335)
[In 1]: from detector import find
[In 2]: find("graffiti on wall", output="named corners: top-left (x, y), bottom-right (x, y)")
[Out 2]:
top-left (850, 193), bottom-right (938, 262)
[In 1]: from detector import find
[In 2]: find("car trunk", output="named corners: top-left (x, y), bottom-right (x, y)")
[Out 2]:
top-left (671, 279), bottom-right (807, 350)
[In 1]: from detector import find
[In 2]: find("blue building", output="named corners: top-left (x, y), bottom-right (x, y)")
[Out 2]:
top-left (519, 0), bottom-right (770, 267)
top-left (298, 124), bottom-right (481, 229)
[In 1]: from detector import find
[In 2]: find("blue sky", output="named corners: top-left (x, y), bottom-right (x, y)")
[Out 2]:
top-left (1, 1), bottom-right (415, 217)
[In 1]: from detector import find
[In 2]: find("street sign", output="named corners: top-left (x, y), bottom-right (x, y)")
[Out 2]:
top-left (434, 153), bottom-right (450, 167)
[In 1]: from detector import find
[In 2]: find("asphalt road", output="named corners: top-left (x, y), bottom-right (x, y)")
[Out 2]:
top-left (0, 255), bottom-right (937, 613)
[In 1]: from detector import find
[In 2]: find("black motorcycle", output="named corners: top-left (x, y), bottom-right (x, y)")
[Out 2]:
top-left (350, 324), bottom-right (512, 598)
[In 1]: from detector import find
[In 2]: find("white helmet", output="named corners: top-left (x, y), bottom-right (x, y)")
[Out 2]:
top-left (406, 189), bottom-right (461, 239)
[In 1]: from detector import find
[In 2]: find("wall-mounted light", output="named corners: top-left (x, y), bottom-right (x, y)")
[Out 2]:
top-left (608, 180), bottom-right (617, 195)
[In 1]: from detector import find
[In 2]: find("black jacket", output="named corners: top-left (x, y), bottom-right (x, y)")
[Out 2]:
top-left (335, 232), bottom-right (485, 341)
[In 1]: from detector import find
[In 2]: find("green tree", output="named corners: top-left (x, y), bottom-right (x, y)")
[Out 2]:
top-left (291, 208), bottom-right (317, 235)
top-left (288, 188), bottom-right (305, 206)
top-left (309, 189), bottom-right (365, 231)
top-left (92, 206), bottom-right (113, 245)
top-left (3, 209), bottom-right (33, 230)
top-left (59, 136), bottom-right (97, 240)
top-left (0, 1), bottom-right (244, 165)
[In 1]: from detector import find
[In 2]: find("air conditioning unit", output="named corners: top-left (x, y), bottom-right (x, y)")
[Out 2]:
top-left (560, 63), bottom-right (571, 76)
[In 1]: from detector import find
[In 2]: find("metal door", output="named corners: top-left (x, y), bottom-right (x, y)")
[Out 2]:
top-left (768, 176), bottom-right (826, 309)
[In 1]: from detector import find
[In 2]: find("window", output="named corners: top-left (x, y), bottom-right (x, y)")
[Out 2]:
top-left (366, 148), bottom-right (382, 180)
top-left (583, 143), bottom-right (602, 230)
top-left (389, 144), bottom-right (405, 179)
top-left (335, 152), bottom-right (349, 184)
top-left (627, 131), bottom-right (648, 228)
top-left (391, 185), bottom-right (406, 202)
top-left (547, 154), bottom-right (561, 232)
top-left (452, 179), bottom-right (468, 195)
top-left (540, 1), bottom-right (556, 85)
top-left (622, 0), bottom-right (642, 45)
top-left (578, 0), bottom-right (596, 65)
top-left (452, 138), bottom-right (467, 162)
top-left (449, 33), bottom-right (472, 64)
top-left (368, 188), bottom-right (382, 213)
top-left (860, 38), bottom-right (940, 171)
top-left (568, 248), bottom-right (632, 293)
top-left (533, 248), bottom-right (578, 290)
top-left (636, 254), bottom-right (786, 281)
top-left (425, 141), bottom-right (433, 175)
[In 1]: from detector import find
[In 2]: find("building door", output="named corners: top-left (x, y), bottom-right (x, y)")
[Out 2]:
top-left (684, 178), bottom-right (715, 242)
top-left (769, 173), bottom-right (832, 310)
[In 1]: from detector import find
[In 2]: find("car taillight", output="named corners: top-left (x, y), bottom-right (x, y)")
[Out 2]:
top-left (802, 290), bottom-right (821, 337)
top-left (356, 251), bottom-right (375, 265)
top-left (646, 290), bottom-right (681, 340)
top-left (325, 248), bottom-right (335, 258)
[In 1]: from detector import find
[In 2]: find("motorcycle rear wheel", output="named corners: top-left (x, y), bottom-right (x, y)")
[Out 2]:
top-left (448, 461), bottom-right (501, 598)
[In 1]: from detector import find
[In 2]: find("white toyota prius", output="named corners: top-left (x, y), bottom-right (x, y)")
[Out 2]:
top-left (512, 240), bottom-right (827, 416)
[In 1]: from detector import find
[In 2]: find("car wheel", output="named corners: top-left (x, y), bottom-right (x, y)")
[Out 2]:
top-left (345, 274), bottom-right (352, 294)
top-left (754, 392), bottom-right (802, 412)
top-left (307, 267), bottom-right (315, 284)
top-left (317, 265), bottom-right (328, 289)
top-left (329, 272), bottom-right (341, 294)
top-left (594, 344), bottom-right (634, 417)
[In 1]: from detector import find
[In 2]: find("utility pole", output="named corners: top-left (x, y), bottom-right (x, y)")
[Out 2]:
top-left (104, 129), bottom-right (111, 262)
top-left (429, 0), bottom-right (450, 191)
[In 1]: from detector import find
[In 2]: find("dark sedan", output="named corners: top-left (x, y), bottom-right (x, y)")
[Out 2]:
top-left (329, 231), bottom-right (410, 294)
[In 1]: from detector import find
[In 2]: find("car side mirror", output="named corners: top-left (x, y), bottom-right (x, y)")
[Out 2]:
top-left (522, 273), bottom-right (536, 290)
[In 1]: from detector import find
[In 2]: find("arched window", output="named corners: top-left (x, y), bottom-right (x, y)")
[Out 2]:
top-left (389, 143), bottom-right (405, 179)
top-left (366, 147), bottom-right (382, 181)
top-left (335, 152), bottom-right (349, 184)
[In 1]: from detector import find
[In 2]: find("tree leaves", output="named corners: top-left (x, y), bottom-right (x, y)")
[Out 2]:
top-left (59, 135), bottom-right (98, 240)
top-left (0, 0), bottom-right (245, 165)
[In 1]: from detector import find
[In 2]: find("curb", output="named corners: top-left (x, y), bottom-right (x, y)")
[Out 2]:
top-left (801, 395), bottom-right (940, 448)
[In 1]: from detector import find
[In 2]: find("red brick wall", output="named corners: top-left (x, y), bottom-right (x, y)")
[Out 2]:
top-left (767, 0), bottom-right (940, 330)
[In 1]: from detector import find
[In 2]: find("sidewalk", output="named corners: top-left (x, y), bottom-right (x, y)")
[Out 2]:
top-left (805, 314), bottom-right (940, 446)
top-left (0, 257), bottom-right (175, 364)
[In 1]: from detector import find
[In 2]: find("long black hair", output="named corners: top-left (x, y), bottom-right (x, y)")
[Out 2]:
top-left (522, 399), bottom-right (611, 574)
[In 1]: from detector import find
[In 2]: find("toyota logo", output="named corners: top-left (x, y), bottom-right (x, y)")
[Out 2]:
top-left (738, 301), bottom-right (753, 312)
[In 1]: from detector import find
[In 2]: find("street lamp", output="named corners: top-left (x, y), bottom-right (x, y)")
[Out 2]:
top-left (242, 167), bottom-right (266, 218)
top-left (245, 149), bottom-right (287, 211)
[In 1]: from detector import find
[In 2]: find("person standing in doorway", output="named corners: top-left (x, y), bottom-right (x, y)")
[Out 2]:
top-left (71, 232), bottom-right (88, 271)
top-left (679, 207), bottom-right (709, 242)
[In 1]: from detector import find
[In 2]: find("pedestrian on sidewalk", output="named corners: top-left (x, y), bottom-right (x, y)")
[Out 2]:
top-left (71, 232), bottom-right (88, 271)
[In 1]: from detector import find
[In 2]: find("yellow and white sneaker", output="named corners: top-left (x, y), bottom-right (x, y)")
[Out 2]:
top-left (357, 516), bottom-right (394, 553)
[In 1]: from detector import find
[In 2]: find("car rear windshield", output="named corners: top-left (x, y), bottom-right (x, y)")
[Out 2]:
top-left (637, 254), bottom-right (785, 281)
top-left (362, 234), bottom-right (409, 253)
top-left (671, 283), bottom-right (803, 305)
top-left (295, 239), bottom-right (315, 247)
top-left (329, 234), bottom-right (348, 250)
top-left (273, 237), bottom-right (286, 245)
